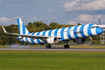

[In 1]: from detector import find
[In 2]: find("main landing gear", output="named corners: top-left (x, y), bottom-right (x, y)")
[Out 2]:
top-left (46, 44), bottom-right (69, 49)
top-left (64, 44), bottom-right (69, 48)
top-left (46, 44), bottom-right (51, 49)
top-left (64, 41), bottom-right (69, 49)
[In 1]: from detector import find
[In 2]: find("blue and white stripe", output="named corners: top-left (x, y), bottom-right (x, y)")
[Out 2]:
top-left (17, 20), bottom-right (103, 44)
top-left (17, 18), bottom-right (29, 35)
top-left (77, 25), bottom-right (82, 38)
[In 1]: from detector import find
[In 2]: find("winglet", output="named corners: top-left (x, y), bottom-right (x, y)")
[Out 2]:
top-left (2, 26), bottom-right (7, 33)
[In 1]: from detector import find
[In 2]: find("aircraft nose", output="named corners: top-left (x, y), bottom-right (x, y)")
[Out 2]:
top-left (96, 28), bottom-right (103, 35)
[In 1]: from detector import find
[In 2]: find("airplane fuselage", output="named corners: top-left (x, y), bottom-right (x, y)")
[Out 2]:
top-left (17, 23), bottom-right (103, 44)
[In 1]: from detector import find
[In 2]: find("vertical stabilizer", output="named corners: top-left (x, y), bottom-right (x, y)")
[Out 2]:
top-left (17, 18), bottom-right (29, 35)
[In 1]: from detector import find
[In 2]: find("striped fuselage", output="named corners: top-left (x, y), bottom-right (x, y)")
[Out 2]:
top-left (17, 24), bottom-right (102, 44)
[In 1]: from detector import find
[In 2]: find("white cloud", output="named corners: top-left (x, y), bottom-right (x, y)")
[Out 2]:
top-left (48, 10), bottom-right (54, 13)
top-left (0, 17), bottom-right (22, 25)
top-left (76, 0), bottom-right (79, 2)
top-left (75, 14), bottom-right (105, 23)
top-left (31, 17), bottom-right (37, 20)
top-left (0, 0), bottom-right (2, 3)
top-left (79, 0), bottom-right (96, 3)
top-left (67, 14), bottom-right (105, 25)
top-left (62, 0), bottom-right (105, 12)
top-left (66, 21), bottom-right (77, 25)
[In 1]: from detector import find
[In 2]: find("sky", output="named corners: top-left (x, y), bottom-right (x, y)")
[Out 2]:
top-left (0, 0), bottom-right (105, 26)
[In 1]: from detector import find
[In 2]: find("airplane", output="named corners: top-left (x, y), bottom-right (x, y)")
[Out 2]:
top-left (2, 18), bottom-right (103, 48)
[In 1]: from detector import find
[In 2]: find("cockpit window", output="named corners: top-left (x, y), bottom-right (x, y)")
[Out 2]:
top-left (92, 26), bottom-right (99, 28)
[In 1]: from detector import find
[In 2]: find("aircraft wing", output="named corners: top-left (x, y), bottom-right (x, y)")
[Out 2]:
top-left (2, 26), bottom-right (61, 39)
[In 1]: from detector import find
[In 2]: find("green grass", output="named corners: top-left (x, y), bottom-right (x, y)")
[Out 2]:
top-left (0, 45), bottom-right (10, 48)
top-left (0, 51), bottom-right (105, 70)
top-left (1, 45), bottom-right (105, 48)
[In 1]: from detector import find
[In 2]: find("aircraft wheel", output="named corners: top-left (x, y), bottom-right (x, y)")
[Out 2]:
top-left (64, 45), bottom-right (69, 49)
top-left (46, 45), bottom-right (51, 49)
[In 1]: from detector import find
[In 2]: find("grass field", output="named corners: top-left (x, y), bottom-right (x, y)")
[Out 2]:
top-left (0, 51), bottom-right (105, 70)
top-left (0, 45), bottom-right (105, 48)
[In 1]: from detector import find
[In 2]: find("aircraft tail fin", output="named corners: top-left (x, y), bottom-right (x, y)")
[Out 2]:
top-left (17, 18), bottom-right (29, 35)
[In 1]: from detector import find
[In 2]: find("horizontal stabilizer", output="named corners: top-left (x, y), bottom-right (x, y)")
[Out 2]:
top-left (2, 26), bottom-right (7, 33)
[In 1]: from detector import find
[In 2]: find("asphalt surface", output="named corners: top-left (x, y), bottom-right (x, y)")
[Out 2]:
top-left (0, 47), bottom-right (105, 51)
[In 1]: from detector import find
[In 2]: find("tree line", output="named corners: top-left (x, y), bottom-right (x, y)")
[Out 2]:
top-left (0, 21), bottom-right (100, 45)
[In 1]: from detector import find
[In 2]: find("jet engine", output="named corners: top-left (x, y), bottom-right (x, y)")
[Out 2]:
top-left (74, 38), bottom-right (86, 44)
top-left (46, 37), bottom-right (58, 44)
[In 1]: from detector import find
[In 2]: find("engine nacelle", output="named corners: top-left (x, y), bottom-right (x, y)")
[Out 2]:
top-left (74, 38), bottom-right (86, 44)
top-left (46, 37), bottom-right (58, 44)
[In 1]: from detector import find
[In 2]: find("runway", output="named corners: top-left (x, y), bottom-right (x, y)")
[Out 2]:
top-left (0, 47), bottom-right (105, 51)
